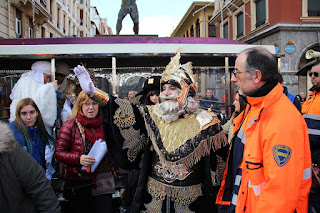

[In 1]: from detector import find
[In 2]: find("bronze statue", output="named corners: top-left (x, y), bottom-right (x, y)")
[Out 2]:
top-left (116, 0), bottom-right (139, 35)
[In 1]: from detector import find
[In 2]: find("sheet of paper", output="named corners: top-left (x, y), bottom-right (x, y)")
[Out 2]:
top-left (81, 138), bottom-right (108, 172)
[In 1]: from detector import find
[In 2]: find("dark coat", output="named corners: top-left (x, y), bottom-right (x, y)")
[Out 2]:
top-left (54, 119), bottom-right (84, 180)
top-left (0, 122), bottom-right (61, 213)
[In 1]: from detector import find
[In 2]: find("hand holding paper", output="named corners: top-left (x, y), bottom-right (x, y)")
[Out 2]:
top-left (81, 139), bottom-right (108, 172)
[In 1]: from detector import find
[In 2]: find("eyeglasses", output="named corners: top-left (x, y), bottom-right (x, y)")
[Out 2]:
top-left (309, 72), bottom-right (320, 77)
top-left (232, 70), bottom-right (245, 77)
top-left (82, 102), bottom-right (98, 107)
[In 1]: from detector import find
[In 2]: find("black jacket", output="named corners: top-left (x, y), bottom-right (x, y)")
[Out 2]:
top-left (0, 122), bottom-right (61, 213)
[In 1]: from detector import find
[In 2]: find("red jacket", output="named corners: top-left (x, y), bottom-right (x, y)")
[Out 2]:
top-left (54, 119), bottom-right (85, 180)
top-left (216, 83), bottom-right (312, 213)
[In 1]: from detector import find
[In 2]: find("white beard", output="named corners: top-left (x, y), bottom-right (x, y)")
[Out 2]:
top-left (154, 93), bottom-right (199, 123)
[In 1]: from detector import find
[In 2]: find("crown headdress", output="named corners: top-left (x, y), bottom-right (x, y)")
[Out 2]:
top-left (161, 47), bottom-right (198, 105)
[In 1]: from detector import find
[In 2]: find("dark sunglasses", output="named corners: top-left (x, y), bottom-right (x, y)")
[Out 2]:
top-left (309, 72), bottom-right (319, 77)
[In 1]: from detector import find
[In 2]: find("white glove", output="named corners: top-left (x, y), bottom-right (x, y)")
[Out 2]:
top-left (73, 65), bottom-right (96, 96)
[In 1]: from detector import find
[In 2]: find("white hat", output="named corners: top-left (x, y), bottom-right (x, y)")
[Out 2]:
top-left (31, 61), bottom-right (51, 75)
top-left (56, 62), bottom-right (71, 76)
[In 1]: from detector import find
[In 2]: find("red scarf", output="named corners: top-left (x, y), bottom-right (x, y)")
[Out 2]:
top-left (76, 112), bottom-right (104, 144)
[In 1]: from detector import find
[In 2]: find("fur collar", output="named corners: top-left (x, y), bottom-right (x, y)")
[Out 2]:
top-left (0, 122), bottom-right (16, 153)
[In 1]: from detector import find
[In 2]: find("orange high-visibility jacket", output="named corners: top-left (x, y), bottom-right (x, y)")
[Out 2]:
top-left (216, 83), bottom-right (312, 213)
top-left (301, 89), bottom-right (320, 145)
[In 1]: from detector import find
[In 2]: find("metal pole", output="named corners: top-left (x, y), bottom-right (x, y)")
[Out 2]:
top-left (225, 56), bottom-right (230, 117)
top-left (51, 58), bottom-right (55, 81)
top-left (8, 0), bottom-right (10, 38)
top-left (203, 8), bottom-right (206, 37)
top-left (112, 57), bottom-right (117, 95)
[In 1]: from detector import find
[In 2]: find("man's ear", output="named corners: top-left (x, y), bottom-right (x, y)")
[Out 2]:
top-left (253, 70), bottom-right (263, 83)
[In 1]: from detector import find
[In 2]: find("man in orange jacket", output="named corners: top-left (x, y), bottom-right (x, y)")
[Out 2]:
top-left (302, 62), bottom-right (320, 165)
top-left (301, 62), bottom-right (320, 212)
top-left (216, 47), bottom-right (312, 212)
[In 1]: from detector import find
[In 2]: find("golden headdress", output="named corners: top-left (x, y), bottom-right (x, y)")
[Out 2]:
top-left (161, 47), bottom-right (198, 105)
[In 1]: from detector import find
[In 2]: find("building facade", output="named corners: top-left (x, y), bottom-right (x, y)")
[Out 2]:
top-left (90, 6), bottom-right (113, 37)
top-left (171, 2), bottom-right (215, 38)
top-left (210, 0), bottom-right (320, 95)
top-left (171, 2), bottom-right (219, 100)
top-left (100, 18), bottom-right (112, 35)
top-left (0, 0), bottom-right (91, 38)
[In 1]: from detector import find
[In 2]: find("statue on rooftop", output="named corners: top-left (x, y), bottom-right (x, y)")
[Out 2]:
top-left (116, 0), bottom-right (139, 35)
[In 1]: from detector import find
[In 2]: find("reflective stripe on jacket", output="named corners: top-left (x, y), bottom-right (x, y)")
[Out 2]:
top-left (216, 83), bottom-right (312, 213)
top-left (302, 89), bottom-right (320, 145)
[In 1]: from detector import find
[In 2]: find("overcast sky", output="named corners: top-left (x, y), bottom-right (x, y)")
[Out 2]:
top-left (90, 0), bottom-right (212, 37)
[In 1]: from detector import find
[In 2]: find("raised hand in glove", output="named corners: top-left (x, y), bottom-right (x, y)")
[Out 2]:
top-left (73, 65), bottom-right (96, 96)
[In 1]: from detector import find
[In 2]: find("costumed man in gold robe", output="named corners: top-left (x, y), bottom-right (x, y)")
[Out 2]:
top-left (73, 49), bottom-right (228, 213)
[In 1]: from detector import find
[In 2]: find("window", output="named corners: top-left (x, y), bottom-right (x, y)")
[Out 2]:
top-left (41, 27), bottom-right (46, 38)
top-left (236, 12), bottom-right (244, 37)
top-left (80, 9), bottom-right (83, 26)
top-left (256, 0), bottom-right (266, 28)
top-left (15, 9), bottom-right (22, 38)
top-left (80, 31), bottom-right (83, 37)
top-left (208, 24), bottom-right (216, 37)
top-left (49, 0), bottom-right (52, 21)
top-left (29, 27), bottom-right (33, 38)
top-left (57, 6), bottom-right (60, 28)
top-left (63, 14), bottom-right (66, 33)
top-left (190, 25), bottom-right (194, 37)
top-left (28, 18), bottom-right (33, 38)
top-left (15, 18), bottom-right (21, 38)
top-left (208, 16), bottom-right (216, 37)
top-left (308, 0), bottom-right (320, 16)
top-left (223, 22), bottom-right (229, 39)
top-left (196, 19), bottom-right (200, 37)
top-left (40, 0), bottom-right (46, 8)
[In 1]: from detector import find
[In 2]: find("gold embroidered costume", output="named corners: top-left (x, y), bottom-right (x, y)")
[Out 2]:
top-left (76, 48), bottom-right (229, 213)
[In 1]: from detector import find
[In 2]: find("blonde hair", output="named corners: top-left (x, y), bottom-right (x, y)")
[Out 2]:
top-left (68, 91), bottom-right (98, 120)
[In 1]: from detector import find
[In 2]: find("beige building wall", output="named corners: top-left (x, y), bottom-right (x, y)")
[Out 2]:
top-left (78, 0), bottom-right (90, 37)
top-left (0, 0), bottom-right (90, 38)
top-left (171, 2), bottom-right (214, 38)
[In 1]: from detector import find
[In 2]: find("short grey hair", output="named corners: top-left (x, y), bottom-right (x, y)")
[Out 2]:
top-left (242, 47), bottom-right (278, 82)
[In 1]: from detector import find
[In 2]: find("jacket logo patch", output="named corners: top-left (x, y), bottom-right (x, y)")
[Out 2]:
top-left (248, 116), bottom-right (258, 128)
top-left (273, 145), bottom-right (292, 167)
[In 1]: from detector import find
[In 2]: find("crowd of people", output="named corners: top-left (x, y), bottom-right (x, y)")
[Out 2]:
top-left (0, 47), bottom-right (319, 213)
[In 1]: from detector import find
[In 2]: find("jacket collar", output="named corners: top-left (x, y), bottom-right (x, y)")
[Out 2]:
top-left (310, 86), bottom-right (320, 93)
top-left (247, 80), bottom-right (278, 98)
top-left (246, 83), bottom-right (283, 110)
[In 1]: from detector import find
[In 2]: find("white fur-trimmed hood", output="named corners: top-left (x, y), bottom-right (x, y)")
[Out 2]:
top-left (0, 122), bottom-right (16, 153)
